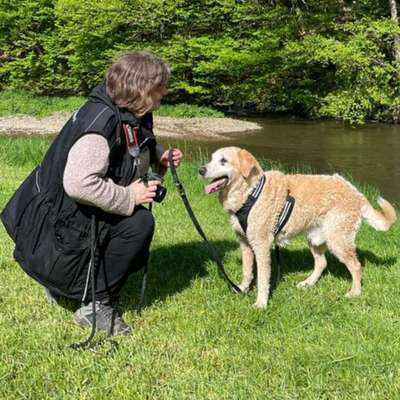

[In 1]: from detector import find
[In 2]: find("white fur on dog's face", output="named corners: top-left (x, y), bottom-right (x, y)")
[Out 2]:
top-left (202, 148), bottom-right (238, 194)
top-left (203, 148), bottom-right (235, 180)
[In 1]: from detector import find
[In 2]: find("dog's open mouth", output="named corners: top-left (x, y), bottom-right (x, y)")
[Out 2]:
top-left (205, 176), bottom-right (229, 194)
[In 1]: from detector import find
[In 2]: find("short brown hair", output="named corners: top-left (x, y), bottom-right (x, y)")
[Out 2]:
top-left (106, 51), bottom-right (170, 116)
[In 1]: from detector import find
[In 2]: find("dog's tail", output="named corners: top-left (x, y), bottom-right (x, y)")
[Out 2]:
top-left (362, 197), bottom-right (397, 231)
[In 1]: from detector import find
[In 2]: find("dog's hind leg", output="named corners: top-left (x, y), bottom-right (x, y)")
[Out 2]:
top-left (297, 243), bottom-right (327, 289)
top-left (327, 239), bottom-right (362, 297)
top-left (238, 237), bottom-right (255, 293)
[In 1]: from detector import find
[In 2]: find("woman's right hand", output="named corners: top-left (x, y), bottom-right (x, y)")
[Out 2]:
top-left (131, 179), bottom-right (160, 205)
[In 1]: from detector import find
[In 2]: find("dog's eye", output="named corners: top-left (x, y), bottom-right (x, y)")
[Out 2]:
top-left (220, 157), bottom-right (227, 165)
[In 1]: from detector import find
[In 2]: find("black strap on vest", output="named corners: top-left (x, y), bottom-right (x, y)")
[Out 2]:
top-left (235, 176), bottom-right (266, 233)
top-left (168, 150), bottom-right (242, 294)
top-left (234, 175), bottom-right (295, 287)
top-left (235, 176), bottom-right (295, 238)
top-left (273, 194), bottom-right (295, 236)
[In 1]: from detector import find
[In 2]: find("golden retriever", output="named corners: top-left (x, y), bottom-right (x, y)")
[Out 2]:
top-left (199, 147), bottom-right (396, 308)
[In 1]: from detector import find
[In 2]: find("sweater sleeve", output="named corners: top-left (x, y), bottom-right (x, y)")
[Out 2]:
top-left (63, 134), bottom-right (136, 216)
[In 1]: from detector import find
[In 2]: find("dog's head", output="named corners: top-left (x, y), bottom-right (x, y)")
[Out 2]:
top-left (199, 147), bottom-right (262, 194)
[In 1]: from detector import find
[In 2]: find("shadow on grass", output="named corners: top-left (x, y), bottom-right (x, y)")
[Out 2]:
top-left (120, 238), bottom-right (397, 312)
top-left (119, 239), bottom-right (238, 311)
top-left (54, 242), bottom-right (396, 313)
top-left (278, 247), bottom-right (397, 282)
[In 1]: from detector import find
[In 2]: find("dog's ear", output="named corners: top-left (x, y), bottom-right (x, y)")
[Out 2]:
top-left (238, 149), bottom-right (257, 179)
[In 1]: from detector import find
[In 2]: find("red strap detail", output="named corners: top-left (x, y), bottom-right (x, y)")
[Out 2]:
top-left (122, 124), bottom-right (140, 147)
top-left (132, 127), bottom-right (139, 146)
top-left (122, 124), bottom-right (131, 146)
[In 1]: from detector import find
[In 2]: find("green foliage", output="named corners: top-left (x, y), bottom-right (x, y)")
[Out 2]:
top-left (0, 0), bottom-right (399, 123)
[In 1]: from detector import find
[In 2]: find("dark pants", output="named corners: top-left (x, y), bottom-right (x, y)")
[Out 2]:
top-left (95, 206), bottom-right (155, 301)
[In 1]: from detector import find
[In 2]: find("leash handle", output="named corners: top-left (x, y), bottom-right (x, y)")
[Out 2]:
top-left (137, 202), bottom-right (152, 314)
top-left (70, 215), bottom-right (119, 354)
top-left (168, 149), bottom-right (242, 294)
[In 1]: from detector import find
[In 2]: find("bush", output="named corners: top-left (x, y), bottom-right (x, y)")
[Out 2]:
top-left (0, 0), bottom-right (399, 123)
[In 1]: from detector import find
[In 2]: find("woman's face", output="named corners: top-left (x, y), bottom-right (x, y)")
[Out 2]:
top-left (149, 84), bottom-right (168, 110)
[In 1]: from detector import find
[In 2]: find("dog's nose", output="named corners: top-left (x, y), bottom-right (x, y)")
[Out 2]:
top-left (199, 166), bottom-right (206, 176)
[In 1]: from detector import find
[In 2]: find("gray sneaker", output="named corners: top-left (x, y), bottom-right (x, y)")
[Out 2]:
top-left (73, 301), bottom-right (132, 336)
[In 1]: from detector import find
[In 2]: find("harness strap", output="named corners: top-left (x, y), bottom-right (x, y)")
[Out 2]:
top-left (168, 149), bottom-right (242, 294)
top-left (235, 176), bottom-right (266, 232)
top-left (235, 176), bottom-right (295, 238)
top-left (273, 194), bottom-right (295, 237)
top-left (234, 176), bottom-right (295, 289)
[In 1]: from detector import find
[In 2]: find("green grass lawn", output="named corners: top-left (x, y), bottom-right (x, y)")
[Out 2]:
top-left (0, 137), bottom-right (399, 399)
top-left (0, 90), bottom-right (223, 118)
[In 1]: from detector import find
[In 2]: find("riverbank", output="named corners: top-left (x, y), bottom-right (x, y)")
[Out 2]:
top-left (0, 112), bottom-right (261, 139)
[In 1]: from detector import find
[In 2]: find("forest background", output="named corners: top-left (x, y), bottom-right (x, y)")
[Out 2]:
top-left (1, 0), bottom-right (400, 125)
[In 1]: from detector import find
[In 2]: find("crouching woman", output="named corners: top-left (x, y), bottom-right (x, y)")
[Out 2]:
top-left (1, 51), bottom-right (182, 335)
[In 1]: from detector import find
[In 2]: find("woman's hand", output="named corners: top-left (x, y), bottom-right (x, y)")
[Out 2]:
top-left (160, 148), bottom-right (183, 168)
top-left (131, 179), bottom-right (160, 205)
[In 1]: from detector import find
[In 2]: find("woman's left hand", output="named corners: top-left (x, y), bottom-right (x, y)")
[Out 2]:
top-left (160, 148), bottom-right (183, 168)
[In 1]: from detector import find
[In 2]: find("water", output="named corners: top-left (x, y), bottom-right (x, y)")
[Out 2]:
top-left (159, 117), bottom-right (400, 204)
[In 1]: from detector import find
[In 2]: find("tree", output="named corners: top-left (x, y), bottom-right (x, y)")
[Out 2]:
top-left (389, 0), bottom-right (400, 64)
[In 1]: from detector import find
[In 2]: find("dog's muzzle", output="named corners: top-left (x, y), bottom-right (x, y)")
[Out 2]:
top-left (199, 166), bottom-right (206, 176)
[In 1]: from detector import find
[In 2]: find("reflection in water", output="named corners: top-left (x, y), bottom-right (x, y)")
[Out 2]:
top-left (160, 118), bottom-right (400, 204)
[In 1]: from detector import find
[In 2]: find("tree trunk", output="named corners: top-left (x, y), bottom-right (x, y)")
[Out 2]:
top-left (389, 0), bottom-right (400, 64)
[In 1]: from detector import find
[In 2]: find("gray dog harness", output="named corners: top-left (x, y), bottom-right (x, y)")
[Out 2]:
top-left (235, 175), bottom-right (295, 236)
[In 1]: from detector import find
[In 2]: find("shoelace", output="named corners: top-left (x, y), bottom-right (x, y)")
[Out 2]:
top-left (95, 302), bottom-right (115, 320)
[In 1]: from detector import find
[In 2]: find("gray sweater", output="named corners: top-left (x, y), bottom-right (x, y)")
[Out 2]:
top-left (63, 134), bottom-right (138, 216)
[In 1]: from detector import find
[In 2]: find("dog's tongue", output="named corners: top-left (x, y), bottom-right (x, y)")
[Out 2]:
top-left (205, 177), bottom-right (228, 194)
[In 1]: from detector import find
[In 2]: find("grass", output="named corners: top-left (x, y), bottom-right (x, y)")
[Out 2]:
top-left (155, 104), bottom-right (223, 118)
top-left (0, 90), bottom-right (223, 118)
top-left (0, 90), bottom-right (85, 117)
top-left (0, 136), bottom-right (400, 399)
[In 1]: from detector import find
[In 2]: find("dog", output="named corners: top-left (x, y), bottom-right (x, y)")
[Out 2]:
top-left (199, 147), bottom-right (397, 308)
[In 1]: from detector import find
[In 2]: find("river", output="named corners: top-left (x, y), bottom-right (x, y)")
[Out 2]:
top-left (160, 117), bottom-right (400, 204)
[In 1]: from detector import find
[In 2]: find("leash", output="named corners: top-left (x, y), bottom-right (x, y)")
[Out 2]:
top-left (274, 245), bottom-right (281, 286)
top-left (168, 149), bottom-right (242, 294)
top-left (70, 215), bottom-right (119, 354)
top-left (136, 203), bottom-right (152, 315)
top-left (69, 195), bottom-right (152, 352)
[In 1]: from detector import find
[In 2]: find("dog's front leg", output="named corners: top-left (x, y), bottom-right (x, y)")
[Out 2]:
top-left (237, 235), bottom-right (254, 293)
top-left (252, 238), bottom-right (273, 309)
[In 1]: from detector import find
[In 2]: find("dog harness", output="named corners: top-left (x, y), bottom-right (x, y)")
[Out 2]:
top-left (235, 175), bottom-right (295, 236)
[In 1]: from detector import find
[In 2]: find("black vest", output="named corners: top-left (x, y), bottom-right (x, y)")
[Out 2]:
top-left (0, 84), bottom-right (157, 300)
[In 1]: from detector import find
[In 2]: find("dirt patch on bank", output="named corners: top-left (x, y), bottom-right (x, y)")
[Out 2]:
top-left (0, 112), bottom-right (261, 138)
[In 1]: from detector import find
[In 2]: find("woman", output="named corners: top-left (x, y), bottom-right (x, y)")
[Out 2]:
top-left (1, 51), bottom-right (183, 335)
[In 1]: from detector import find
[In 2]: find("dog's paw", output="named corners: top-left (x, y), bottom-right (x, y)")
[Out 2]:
top-left (253, 299), bottom-right (268, 309)
top-left (238, 283), bottom-right (251, 293)
top-left (344, 290), bottom-right (361, 298)
top-left (296, 279), bottom-right (314, 289)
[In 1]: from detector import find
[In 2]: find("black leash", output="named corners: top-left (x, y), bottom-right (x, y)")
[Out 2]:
top-left (168, 149), bottom-right (242, 294)
top-left (69, 202), bottom-right (152, 352)
top-left (70, 215), bottom-right (119, 353)
top-left (274, 245), bottom-right (281, 285)
top-left (137, 203), bottom-right (152, 315)
top-left (69, 149), bottom-right (282, 352)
